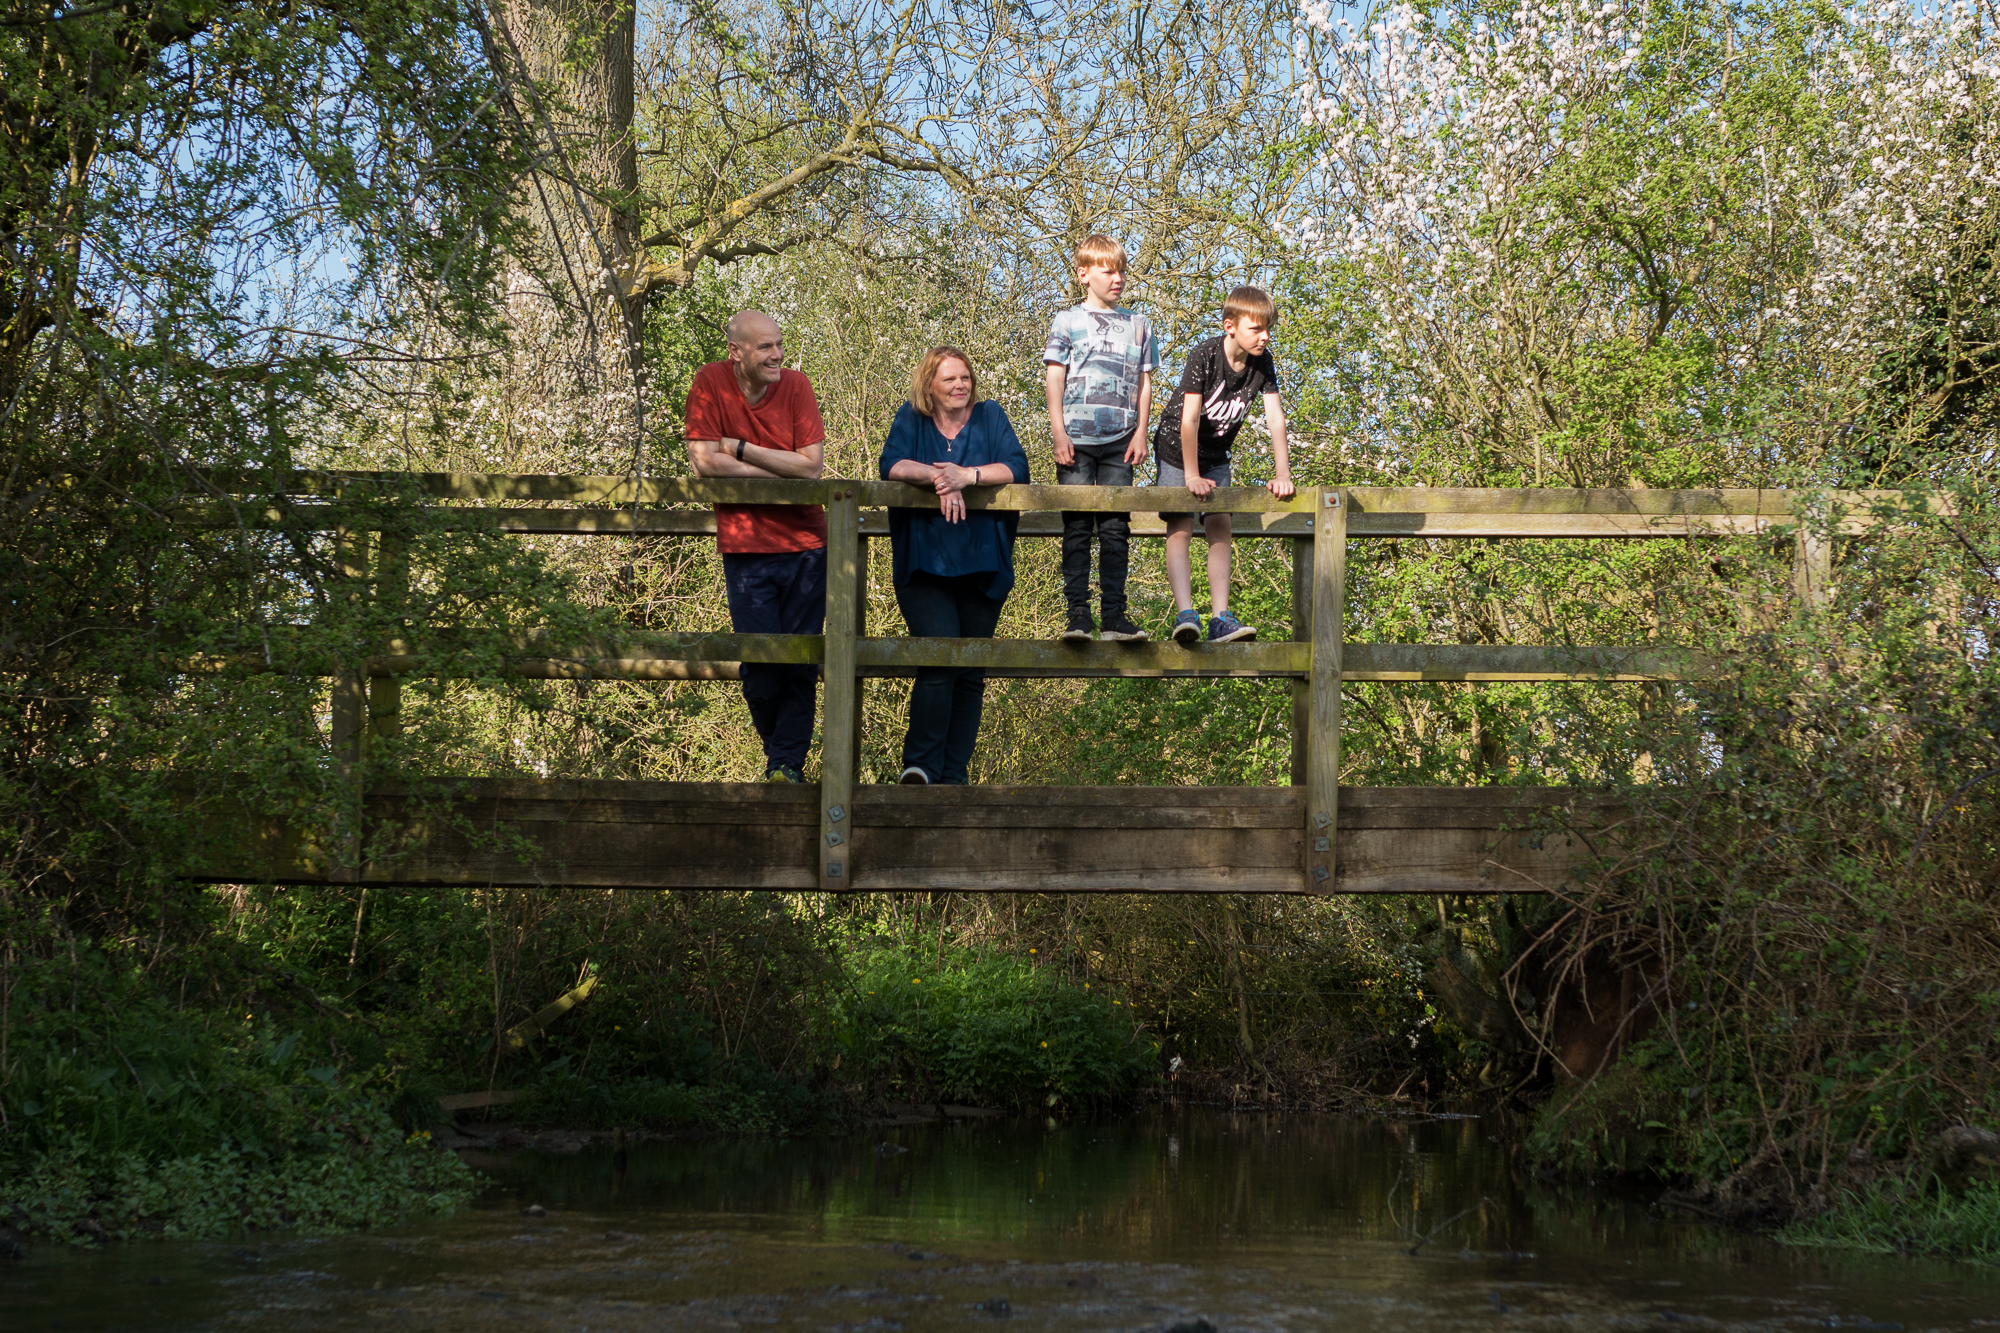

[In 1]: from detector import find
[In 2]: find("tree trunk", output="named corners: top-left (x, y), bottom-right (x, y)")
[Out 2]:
top-left (490, 0), bottom-right (647, 473)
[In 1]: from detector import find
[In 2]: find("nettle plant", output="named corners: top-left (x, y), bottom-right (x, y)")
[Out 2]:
top-left (1286, 0), bottom-right (2000, 488)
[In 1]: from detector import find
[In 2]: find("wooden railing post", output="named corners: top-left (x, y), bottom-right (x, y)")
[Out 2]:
top-left (331, 524), bottom-right (367, 768)
top-left (370, 531), bottom-right (406, 740)
top-left (1306, 488), bottom-right (1347, 890)
top-left (1290, 535), bottom-right (1312, 787)
top-left (1792, 526), bottom-right (1832, 610)
top-left (852, 531), bottom-right (868, 770)
top-left (820, 488), bottom-right (860, 890)
top-left (330, 520), bottom-right (367, 882)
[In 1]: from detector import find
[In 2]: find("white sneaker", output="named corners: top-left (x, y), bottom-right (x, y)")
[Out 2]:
top-left (898, 766), bottom-right (931, 785)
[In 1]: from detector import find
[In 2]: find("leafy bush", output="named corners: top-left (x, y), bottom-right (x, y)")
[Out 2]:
top-left (0, 947), bottom-right (476, 1241)
top-left (9, 1131), bottom-right (474, 1243)
top-left (837, 944), bottom-right (1155, 1111)
top-left (1519, 492), bottom-right (2000, 1226)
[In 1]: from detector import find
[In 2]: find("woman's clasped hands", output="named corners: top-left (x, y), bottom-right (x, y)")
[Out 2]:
top-left (928, 460), bottom-right (981, 523)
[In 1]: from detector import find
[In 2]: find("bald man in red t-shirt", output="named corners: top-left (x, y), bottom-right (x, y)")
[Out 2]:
top-left (686, 310), bottom-right (828, 782)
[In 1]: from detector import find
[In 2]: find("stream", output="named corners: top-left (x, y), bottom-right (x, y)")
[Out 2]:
top-left (4, 1108), bottom-right (1996, 1331)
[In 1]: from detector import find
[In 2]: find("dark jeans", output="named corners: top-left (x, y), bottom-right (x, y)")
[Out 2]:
top-left (1057, 446), bottom-right (1133, 616)
top-left (722, 548), bottom-right (826, 772)
top-left (894, 570), bottom-right (1006, 784)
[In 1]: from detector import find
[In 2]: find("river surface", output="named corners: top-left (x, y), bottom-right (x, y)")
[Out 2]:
top-left (4, 1109), bottom-right (1997, 1332)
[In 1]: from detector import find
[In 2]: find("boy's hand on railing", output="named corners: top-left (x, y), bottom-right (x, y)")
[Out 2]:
top-left (1266, 471), bottom-right (1295, 500)
top-left (1186, 474), bottom-right (1217, 500)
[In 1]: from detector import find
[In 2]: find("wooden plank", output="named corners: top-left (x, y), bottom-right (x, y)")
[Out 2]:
top-left (1343, 643), bottom-right (1709, 681)
top-left (856, 784), bottom-right (1298, 811)
top-left (853, 787), bottom-right (1302, 829)
top-left (1344, 486), bottom-right (1917, 516)
top-left (325, 639), bottom-right (1721, 682)
top-left (853, 637), bottom-right (1309, 675)
top-left (437, 1089), bottom-right (538, 1112)
top-left (820, 489), bottom-right (860, 889)
top-left (1307, 488), bottom-right (1347, 891)
top-left (186, 504), bottom-right (1884, 541)
top-left (187, 779), bottom-right (1616, 893)
top-left (848, 824), bottom-right (1304, 892)
top-left (1342, 512), bottom-right (1865, 538)
top-left (167, 639), bottom-right (1710, 683)
top-left (206, 473), bottom-right (1928, 515)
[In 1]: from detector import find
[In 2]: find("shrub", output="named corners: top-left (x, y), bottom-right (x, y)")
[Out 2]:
top-left (838, 944), bottom-right (1155, 1111)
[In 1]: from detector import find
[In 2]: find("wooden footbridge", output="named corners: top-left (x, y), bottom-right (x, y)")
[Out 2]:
top-left (196, 476), bottom-right (1866, 895)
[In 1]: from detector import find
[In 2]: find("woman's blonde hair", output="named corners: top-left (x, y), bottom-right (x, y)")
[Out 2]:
top-left (908, 346), bottom-right (979, 416)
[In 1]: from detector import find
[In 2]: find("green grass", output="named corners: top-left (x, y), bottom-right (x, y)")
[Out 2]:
top-left (1782, 1181), bottom-right (2000, 1264)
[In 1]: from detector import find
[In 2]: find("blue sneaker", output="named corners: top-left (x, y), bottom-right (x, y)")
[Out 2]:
top-left (763, 763), bottom-right (806, 783)
top-left (1170, 609), bottom-right (1203, 645)
top-left (1207, 610), bottom-right (1256, 643)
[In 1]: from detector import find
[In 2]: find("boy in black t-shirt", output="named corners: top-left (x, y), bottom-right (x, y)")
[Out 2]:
top-left (1153, 285), bottom-right (1296, 644)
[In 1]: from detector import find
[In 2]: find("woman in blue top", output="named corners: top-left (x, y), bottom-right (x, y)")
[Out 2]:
top-left (878, 346), bottom-right (1032, 784)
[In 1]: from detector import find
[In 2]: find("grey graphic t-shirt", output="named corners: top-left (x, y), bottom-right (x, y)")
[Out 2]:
top-left (1043, 305), bottom-right (1160, 449)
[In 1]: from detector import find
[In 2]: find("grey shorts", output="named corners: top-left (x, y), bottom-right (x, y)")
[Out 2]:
top-left (1155, 457), bottom-right (1231, 523)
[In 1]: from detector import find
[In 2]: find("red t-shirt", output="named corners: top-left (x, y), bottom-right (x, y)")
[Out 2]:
top-left (683, 362), bottom-right (828, 553)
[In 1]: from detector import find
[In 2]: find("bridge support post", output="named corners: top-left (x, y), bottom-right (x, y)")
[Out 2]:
top-left (1306, 488), bottom-right (1347, 891)
top-left (370, 531), bottom-right (406, 740)
top-left (1792, 527), bottom-right (1832, 610)
top-left (330, 522), bottom-right (367, 883)
top-left (1290, 535), bottom-right (1312, 787)
top-left (820, 488), bottom-right (860, 890)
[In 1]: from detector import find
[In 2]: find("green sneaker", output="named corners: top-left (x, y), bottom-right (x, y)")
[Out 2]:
top-left (763, 764), bottom-right (805, 783)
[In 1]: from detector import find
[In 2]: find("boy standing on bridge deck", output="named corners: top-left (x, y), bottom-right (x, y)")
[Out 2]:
top-left (1154, 285), bottom-right (1295, 645)
top-left (1044, 234), bottom-right (1158, 644)
top-left (686, 310), bottom-right (828, 784)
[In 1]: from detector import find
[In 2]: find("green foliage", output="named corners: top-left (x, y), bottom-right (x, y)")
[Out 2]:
top-left (1520, 490), bottom-right (2000, 1215)
top-left (1783, 1180), bottom-right (2000, 1264)
top-left (0, 943), bottom-right (476, 1241)
top-left (9, 1132), bottom-right (474, 1244)
top-left (837, 943), bottom-right (1156, 1111)
top-left (526, 1065), bottom-right (834, 1137)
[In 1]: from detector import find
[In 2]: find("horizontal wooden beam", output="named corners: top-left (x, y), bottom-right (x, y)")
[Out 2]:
top-left (196, 472), bottom-right (1929, 520)
top-left (172, 502), bottom-right (1882, 541)
top-left (358, 637), bottom-right (1707, 682)
top-left (186, 779), bottom-right (1622, 895)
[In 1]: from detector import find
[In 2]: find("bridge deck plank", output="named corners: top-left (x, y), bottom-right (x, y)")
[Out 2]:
top-left (191, 780), bottom-right (1616, 895)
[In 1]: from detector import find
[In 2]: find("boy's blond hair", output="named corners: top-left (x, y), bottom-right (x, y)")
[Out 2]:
top-left (1223, 285), bottom-right (1278, 329)
top-left (908, 346), bottom-right (980, 416)
top-left (1073, 234), bottom-right (1128, 275)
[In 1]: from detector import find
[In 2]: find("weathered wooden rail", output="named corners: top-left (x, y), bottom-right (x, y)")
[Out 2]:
top-left (180, 475), bottom-right (1910, 894)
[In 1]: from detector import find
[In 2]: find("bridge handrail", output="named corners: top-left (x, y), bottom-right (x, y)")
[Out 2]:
top-left (193, 471), bottom-right (1936, 516)
top-left (162, 476), bottom-right (1944, 891)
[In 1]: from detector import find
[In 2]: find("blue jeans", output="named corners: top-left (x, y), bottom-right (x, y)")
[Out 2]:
top-left (722, 548), bottom-right (826, 772)
top-left (1057, 445), bottom-right (1133, 617)
top-left (894, 571), bottom-right (1005, 784)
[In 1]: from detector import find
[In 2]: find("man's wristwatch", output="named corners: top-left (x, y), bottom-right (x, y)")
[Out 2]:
top-left (734, 439), bottom-right (746, 462)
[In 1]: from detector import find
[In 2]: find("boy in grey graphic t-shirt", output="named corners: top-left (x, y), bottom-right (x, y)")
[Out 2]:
top-left (1043, 234), bottom-right (1159, 643)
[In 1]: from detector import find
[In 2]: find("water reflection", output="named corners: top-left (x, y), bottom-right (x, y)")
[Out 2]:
top-left (5, 1108), bottom-right (1997, 1332)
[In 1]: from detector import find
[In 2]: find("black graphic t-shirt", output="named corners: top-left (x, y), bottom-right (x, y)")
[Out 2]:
top-left (1151, 335), bottom-right (1280, 471)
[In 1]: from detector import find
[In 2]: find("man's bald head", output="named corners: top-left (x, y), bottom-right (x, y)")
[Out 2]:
top-left (725, 309), bottom-right (786, 401)
top-left (726, 309), bottom-right (779, 344)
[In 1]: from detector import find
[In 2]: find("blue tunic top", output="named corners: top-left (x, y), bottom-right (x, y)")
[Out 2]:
top-left (878, 401), bottom-right (1032, 598)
